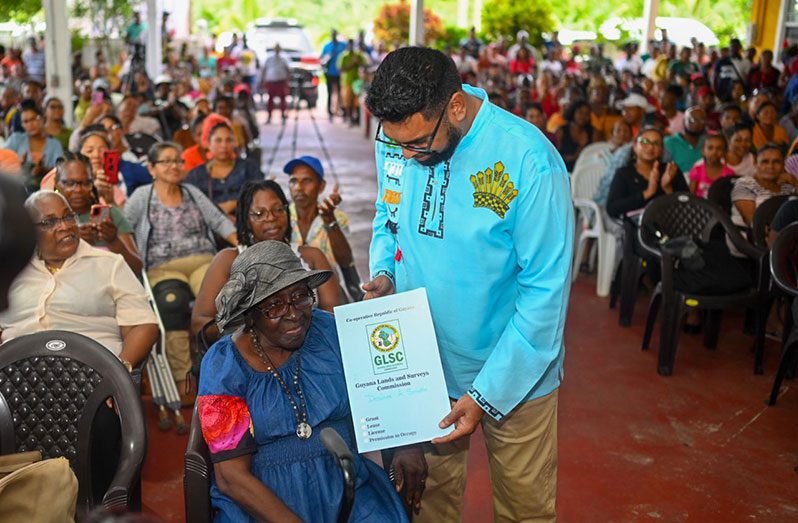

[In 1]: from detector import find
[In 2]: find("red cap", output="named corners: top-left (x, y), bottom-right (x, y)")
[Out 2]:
top-left (697, 86), bottom-right (714, 98)
top-left (233, 83), bottom-right (252, 96)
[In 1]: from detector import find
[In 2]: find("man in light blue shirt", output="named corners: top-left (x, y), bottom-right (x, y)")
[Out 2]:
top-left (320, 30), bottom-right (346, 121)
top-left (364, 48), bottom-right (573, 522)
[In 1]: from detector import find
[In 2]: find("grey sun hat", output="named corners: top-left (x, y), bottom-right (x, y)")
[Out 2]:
top-left (215, 240), bottom-right (332, 332)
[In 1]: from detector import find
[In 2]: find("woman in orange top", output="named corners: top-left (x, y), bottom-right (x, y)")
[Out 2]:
top-left (181, 114), bottom-right (209, 172)
top-left (753, 101), bottom-right (790, 150)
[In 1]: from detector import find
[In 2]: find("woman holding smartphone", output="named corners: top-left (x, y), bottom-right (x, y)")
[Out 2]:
top-left (54, 151), bottom-right (142, 275)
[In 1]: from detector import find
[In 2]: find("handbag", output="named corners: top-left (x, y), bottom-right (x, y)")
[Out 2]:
top-left (0, 451), bottom-right (78, 523)
top-left (662, 236), bottom-right (752, 295)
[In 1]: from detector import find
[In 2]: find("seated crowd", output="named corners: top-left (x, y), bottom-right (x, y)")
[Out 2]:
top-left (2, 25), bottom-right (798, 521)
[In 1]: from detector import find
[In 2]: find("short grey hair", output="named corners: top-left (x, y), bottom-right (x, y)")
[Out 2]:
top-left (23, 190), bottom-right (71, 220)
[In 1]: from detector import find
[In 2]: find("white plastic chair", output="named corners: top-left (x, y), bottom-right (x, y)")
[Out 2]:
top-left (571, 163), bottom-right (617, 297)
top-left (572, 142), bottom-right (612, 173)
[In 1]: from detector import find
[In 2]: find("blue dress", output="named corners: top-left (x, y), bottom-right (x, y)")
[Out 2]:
top-left (198, 310), bottom-right (408, 523)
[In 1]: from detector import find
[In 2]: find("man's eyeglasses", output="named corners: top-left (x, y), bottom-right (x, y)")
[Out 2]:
top-left (35, 213), bottom-right (78, 230)
top-left (154, 159), bottom-right (184, 167)
top-left (59, 179), bottom-right (94, 189)
top-left (637, 137), bottom-right (662, 147)
top-left (256, 292), bottom-right (315, 319)
top-left (374, 102), bottom-right (449, 154)
top-left (249, 206), bottom-right (288, 222)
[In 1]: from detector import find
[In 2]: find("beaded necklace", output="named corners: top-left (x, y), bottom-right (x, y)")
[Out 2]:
top-left (248, 328), bottom-right (312, 440)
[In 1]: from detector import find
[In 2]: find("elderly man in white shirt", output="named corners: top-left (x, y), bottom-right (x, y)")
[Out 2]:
top-left (0, 191), bottom-right (158, 369)
top-left (258, 44), bottom-right (292, 123)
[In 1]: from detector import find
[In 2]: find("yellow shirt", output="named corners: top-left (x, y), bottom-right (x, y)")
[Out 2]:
top-left (289, 204), bottom-right (350, 270)
top-left (0, 240), bottom-right (157, 357)
top-left (753, 124), bottom-right (790, 150)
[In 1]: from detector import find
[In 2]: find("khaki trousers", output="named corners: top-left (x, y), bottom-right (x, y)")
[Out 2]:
top-left (147, 254), bottom-right (213, 381)
top-left (416, 390), bottom-right (559, 523)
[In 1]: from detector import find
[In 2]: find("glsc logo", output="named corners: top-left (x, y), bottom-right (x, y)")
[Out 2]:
top-left (367, 321), bottom-right (408, 375)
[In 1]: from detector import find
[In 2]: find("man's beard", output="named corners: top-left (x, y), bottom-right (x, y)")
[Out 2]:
top-left (415, 120), bottom-right (463, 167)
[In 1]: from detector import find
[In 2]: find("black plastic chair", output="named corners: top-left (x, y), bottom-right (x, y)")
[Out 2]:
top-left (0, 330), bottom-right (146, 512)
top-left (125, 133), bottom-right (160, 158)
top-left (706, 175), bottom-right (740, 216)
top-left (184, 403), bottom-right (213, 523)
top-left (638, 193), bottom-right (769, 375)
top-left (751, 195), bottom-right (796, 248)
top-left (616, 216), bottom-right (649, 326)
top-left (768, 222), bottom-right (798, 405)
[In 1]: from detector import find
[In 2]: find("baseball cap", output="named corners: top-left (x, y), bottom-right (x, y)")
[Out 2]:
top-left (618, 93), bottom-right (653, 112)
top-left (697, 86), bottom-right (714, 98)
top-left (283, 156), bottom-right (324, 180)
top-left (233, 83), bottom-right (252, 96)
top-left (154, 74), bottom-right (173, 85)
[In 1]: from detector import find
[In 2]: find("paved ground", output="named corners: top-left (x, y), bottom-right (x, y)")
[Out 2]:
top-left (254, 102), bottom-right (377, 279)
top-left (141, 103), bottom-right (798, 522)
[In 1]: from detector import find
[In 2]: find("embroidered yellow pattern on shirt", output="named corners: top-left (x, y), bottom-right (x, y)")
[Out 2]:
top-left (469, 161), bottom-right (518, 219)
top-left (383, 189), bottom-right (402, 204)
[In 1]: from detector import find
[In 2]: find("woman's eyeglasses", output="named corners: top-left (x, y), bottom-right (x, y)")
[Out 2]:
top-left (35, 213), bottom-right (78, 230)
top-left (154, 159), bottom-right (184, 167)
top-left (256, 292), bottom-right (315, 319)
top-left (249, 206), bottom-right (288, 222)
top-left (59, 180), bottom-right (93, 189)
top-left (374, 101), bottom-right (449, 154)
top-left (637, 137), bottom-right (662, 147)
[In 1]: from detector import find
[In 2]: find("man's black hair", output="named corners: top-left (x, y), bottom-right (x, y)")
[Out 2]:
top-left (720, 103), bottom-right (742, 115)
top-left (235, 180), bottom-right (291, 246)
top-left (0, 174), bottom-right (35, 312)
top-left (214, 95), bottom-right (233, 110)
top-left (665, 84), bottom-right (684, 98)
top-left (563, 99), bottom-right (590, 123)
top-left (19, 98), bottom-right (41, 116)
top-left (365, 47), bottom-right (461, 123)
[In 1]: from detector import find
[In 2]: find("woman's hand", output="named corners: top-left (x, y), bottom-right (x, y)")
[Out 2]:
top-left (97, 219), bottom-right (119, 244)
top-left (660, 161), bottom-right (679, 191)
top-left (777, 172), bottom-right (798, 189)
top-left (78, 223), bottom-right (99, 244)
top-left (643, 161), bottom-right (661, 200)
top-left (391, 445), bottom-right (428, 514)
top-left (94, 169), bottom-right (115, 204)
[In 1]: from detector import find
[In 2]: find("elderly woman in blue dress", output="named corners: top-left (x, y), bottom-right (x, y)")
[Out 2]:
top-left (198, 241), bottom-right (426, 522)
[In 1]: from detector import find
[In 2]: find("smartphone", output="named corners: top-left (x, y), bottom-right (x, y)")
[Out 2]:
top-left (102, 150), bottom-right (121, 185)
top-left (90, 204), bottom-right (111, 224)
top-left (92, 91), bottom-right (105, 106)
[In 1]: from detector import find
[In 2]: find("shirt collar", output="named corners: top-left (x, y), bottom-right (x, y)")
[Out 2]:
top-left (30, 239), bottom-right (104, 273)
top-left (457, 84), bottom-right (490, 151)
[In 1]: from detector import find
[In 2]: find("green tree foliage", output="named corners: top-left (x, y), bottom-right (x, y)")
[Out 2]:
top-left (71, 0), bottom-right (133, 39)
top-left (0, 0), bottom-right (42, 21)
top-left (480, 0), bottom-right (556, 46)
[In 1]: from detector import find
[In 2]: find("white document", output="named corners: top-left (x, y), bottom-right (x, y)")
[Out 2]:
top-left (334, 288), bottom-right (452, 452)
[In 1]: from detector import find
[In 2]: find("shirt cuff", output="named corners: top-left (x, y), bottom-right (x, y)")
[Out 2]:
top-left (468, 386), bottom-right (506, 422)
top-left (372, 269), bottom-right (395, 287)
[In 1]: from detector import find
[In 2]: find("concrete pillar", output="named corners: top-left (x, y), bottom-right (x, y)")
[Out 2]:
top-left (640, 0), bottom-right (660, 55)
top-left (145, 0), bottom-right (163, 79)
top-left (44, 0), bottom-right (73, 127)
top-left (457, 0), bottom-right (470, 28)
top-left (410, 0), bottom-right (425, 46)
top-left (474, 0), bottom-right (483, 32)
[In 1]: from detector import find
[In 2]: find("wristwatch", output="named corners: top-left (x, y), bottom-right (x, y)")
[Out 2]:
top-left (121, 360), bottom-right (133, 373)
top-left (324, 221), bottom-right (340, 231)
